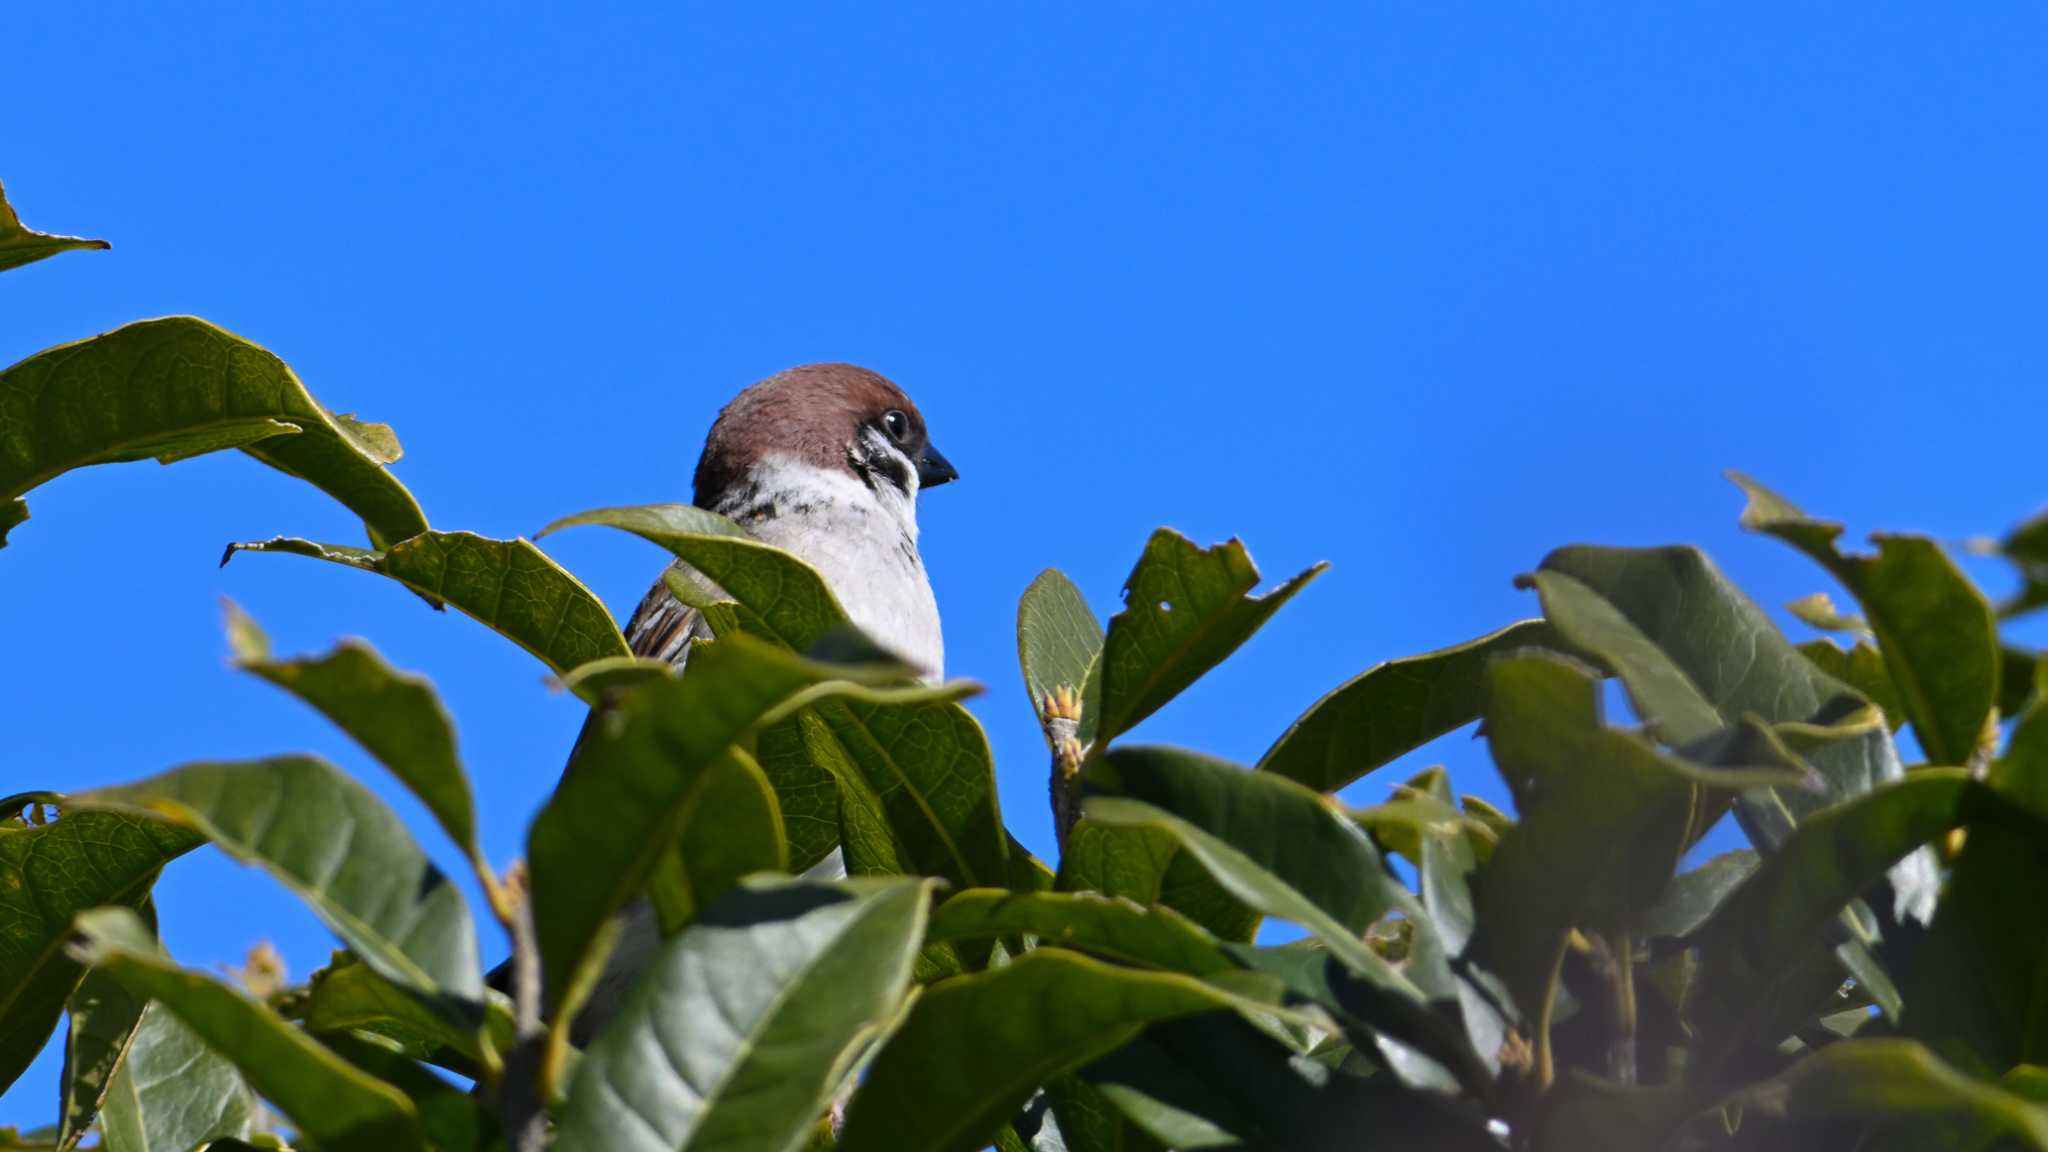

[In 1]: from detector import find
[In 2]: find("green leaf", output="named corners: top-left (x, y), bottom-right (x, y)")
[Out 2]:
top-left (0, 179), bottom-right (108, 273)
top-left (809, 697), bottom-right (1009, 890)
top-left (1691, 769), bottom-right (2048, 1067)
top-left (1537, 544), bottom-right (1896, 810)
top-left (527, 635), bottom-right (968, 1020)
top-left (223, 601), bottom-right (479, 866)
top-left (839, 949), bottom-right (1246, 1152)
top-left (0, 801), bottom-right (199, 1092)
top-left (1083, 1014), bottom-right (1498, 1152)
top-left (555, 877), bottom-right (934, 1152)
top-left (1798, 638), bottom-right (1906, 731)
top-left (1786, 590), bottom-right (1869, 634)
top-left (1077, 752), bottom-right (1483, 1087)
top-left (1639, 850), bottom-right (1758, 941)
top-left (70, 908), bottom-right (424, 1152)
top-left (70, 756), bottom-right (482, 1008)
top-left (1734, 473), bottom-right (2000, 767)
top-left (59, 961), bottom-right (151, 1148)
top-left (95, 1000), bottom-right (259, 1152)
top-left (649, 748), bottom-right (788, 934)
top-left (1054, 821), bottom-right (1257, 944)
top-left (315, 1032), bottom-right (497, 1152)
top-left (0, 317), bottom-right (427, 550)
top-left (1017, 569), bottom-right (1103, 729)
top-left (757, 715), bottom-right (844, 874)
top-left (224, 531), bottom-right (629, 697)
top-left (1470, 653), bottom-right (1790, 1074)
top-left (925, 890), bottom-right (1233, 976)
top-left (1258, 619), bottom-right (1559, 792)
top-left (538, 503), bottom-right (841, 652)
top-left (1684, 1038), bottom-right (2048, 1150)
top-left (301, 956), bottom-right (514, 1076)
top-left (1994, 508), bottom-right (2048, 621)
top-left (1903, 691), bottom-right (2048, 1075)
top-left (1084, 531), bottom-right (1324, 746)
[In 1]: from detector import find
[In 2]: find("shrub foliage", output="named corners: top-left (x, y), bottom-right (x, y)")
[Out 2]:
top-left (4, 180), bottom-right (2048, 1152)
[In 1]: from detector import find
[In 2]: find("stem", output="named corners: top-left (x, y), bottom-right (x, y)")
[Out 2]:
top-left (496, 888), bottom-right (550, 1152)
top-left (1597, 933), bottom-right (1638, 1086)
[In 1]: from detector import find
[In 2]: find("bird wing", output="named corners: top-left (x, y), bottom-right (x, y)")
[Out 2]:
top-left (622, 560), bottom-right (715, 668)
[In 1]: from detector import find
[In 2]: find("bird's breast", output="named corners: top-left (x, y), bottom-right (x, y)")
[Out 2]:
top-left (749, 506), bottom-right (944, 681)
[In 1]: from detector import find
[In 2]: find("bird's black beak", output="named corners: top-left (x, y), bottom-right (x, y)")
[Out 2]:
top-left (917, 443), bottom-right (959, 489)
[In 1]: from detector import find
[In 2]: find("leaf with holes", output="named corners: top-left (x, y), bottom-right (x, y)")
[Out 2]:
top-left (1083, 531), bottom-right (1323, 745)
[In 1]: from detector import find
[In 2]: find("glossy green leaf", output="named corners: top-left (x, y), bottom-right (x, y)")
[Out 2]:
top-left (538, 503), bottom-right (842, 652)
top-left (1684, 1038), bottom-right (2048, 1150)
top-left (1084, 747), bottom-right (1405, 944)
top-left (555, 877), bottom-right (935, 1152)
top-left (95, 1001), bottom-right (260, 1152)
top-left (926, 890), bottom-right (1233, 976)
top-left (0, 317), bottom-right (427, 550)
top-left (1258, 618), bottom-right (1558, 792)
top-left (1083, 1014), bottom-right (1498, 1152)
top-left (301, 955), bottom-right (514, 1075)
top-left (0, 801), bottom-right (199, 1092)
top-left (224, 532), bottom-right (628, 696)
top-left (809, 697), bottom-right (1009, 890)
top-left (0, 180), bottom-right (108, 273)
top-left (224, 601), bottom-right (479, 865)
top-left (649, 747), bottom-right (788, 934)
top-left (70, 756), bottom-right (481, 1007)
top-left (58, 962), bottom-right (151, 1148)
top-left (1084, 531), bottom-right (1324, 745)
top-left (528, 635), bottom-right (967, 1019)
top-left (1054, 820), bottom-right (1257, 944)
top-left (757, 713), bottom-right (849, 874)
top-left (70, 908), bottom-right (424, 1152)
top-left (1017, 569), bottom-right (1103, 729)
top-left (839, 949), bottom-right (1244, 1152)
top-left (1734, 473), bottom-right (2000, 767)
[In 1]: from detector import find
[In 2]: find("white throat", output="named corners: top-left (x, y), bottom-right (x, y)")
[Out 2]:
top-left (711, 453), bottom-right (943, 680)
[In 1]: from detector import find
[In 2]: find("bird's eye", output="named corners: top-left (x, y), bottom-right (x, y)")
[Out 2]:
top-left (880, 409), bottom-right (911, 442)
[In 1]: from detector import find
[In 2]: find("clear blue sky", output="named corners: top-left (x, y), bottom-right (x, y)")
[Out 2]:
top-left (6, 4), bottom-right (2045, 1124)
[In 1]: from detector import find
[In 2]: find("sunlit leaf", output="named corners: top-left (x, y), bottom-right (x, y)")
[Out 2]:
top-left (0, 800), bottom-right (199, 1092)
top-left (555, 877), bottom-right (934, 1152)
top-left (0, 317), bottom-right (426, 549)
top-left (0, 179), bottom-right (108, 274)
top-left (95, 1000), bottom-right (259, 1152)
top-left (839, 950), bottom-right (1246, 1152)
top-left (224, 601), bottom-right (480, 866)
top-left (70, 908), bottom-right (423, 1152)
top-left (1733, 473), bottom-right (1999, 767)
top-left (1083, 531), bottom-right (1323, 746)
top-left (1017, 569), bottom-right (1103, 738)
top-left (926, 890), bottom-right (1233, 976)
top-left (70, 756), bottom-right (482, 1011)
top-left (224, 532), bottom-right (628, 697)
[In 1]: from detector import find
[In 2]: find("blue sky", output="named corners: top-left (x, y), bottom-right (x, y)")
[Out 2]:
top-left (5, 4), bottom-right (2046, 1124)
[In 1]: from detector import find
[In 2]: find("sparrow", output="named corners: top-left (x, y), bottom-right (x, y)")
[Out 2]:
top-left (539, 363), bottom-right (957, 1043)
top-left (622, 361), bottom-right (957, 681)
